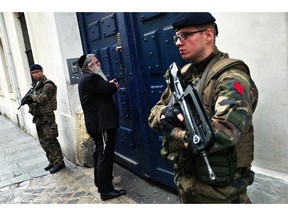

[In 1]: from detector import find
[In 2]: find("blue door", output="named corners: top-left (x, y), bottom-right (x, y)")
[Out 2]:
top-left (77, 12), bottom-right (185, 188)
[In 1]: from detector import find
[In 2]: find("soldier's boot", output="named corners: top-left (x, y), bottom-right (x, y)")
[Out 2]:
top-left (44, 163), bottom-right (53, 171)
top-left (49, 163), bottom-right (65, 174)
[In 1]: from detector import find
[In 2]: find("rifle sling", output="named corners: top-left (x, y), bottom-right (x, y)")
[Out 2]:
top-left (195, 51), bottom-right (223, 98)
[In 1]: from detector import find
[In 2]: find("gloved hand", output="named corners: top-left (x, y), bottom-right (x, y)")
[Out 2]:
top-left (24, 96), bottom-right (33, 105)
top-left (29, 91), bottom-right (37, 101)
top-left (160, 106), bottom-right (184, 139)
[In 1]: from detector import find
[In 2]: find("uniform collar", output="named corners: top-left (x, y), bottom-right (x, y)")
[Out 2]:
top-left (193, 47), bottom-right (219, 75)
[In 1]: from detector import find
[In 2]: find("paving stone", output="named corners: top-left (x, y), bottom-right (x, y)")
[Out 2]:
top-left (0, 115), bottom-right (135, 204)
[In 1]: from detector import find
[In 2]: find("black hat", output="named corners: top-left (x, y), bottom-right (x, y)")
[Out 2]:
top-left (78, 54), bottom-right (87, 68)
top-left (172, 12), bottom-right (216, 30)
top-left (30, 64), bottom-right (43, 71)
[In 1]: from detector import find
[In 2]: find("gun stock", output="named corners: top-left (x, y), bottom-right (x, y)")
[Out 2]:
top-left (168, 62), bottom-right (216, 182)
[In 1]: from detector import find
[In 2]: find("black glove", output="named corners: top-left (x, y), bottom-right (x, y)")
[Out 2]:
top-left (21, 96), bottom-right (33, 106)
top-left (160, 106), bottom-right (184, 138)
top-left (25, 96), bottom-right (34, 105)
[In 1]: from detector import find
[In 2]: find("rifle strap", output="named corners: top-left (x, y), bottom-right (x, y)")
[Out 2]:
top-left (180, 52), bottom-right (253, 116)
top-left (195, 51), bottom-right (223, 98)
top-left (180, 52), bottom-right (254, 115)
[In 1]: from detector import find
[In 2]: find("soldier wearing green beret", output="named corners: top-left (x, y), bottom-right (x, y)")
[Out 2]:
top-left (148, 13), bottom-right (258, 203)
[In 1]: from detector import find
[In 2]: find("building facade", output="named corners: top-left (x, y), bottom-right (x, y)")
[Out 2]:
top-left (1, 12), bottom-right (288, 192)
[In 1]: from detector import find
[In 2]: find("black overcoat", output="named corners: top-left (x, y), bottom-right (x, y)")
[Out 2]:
top-left (78, 72), bottom-right (119, 136)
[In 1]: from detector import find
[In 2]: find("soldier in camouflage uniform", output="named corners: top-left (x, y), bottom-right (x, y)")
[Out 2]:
top-left (28, 64), bottom-right (65, 174)
top-left (148, 13), bottom-right (258, 203)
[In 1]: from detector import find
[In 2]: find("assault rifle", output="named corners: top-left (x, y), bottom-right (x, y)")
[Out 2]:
top-left (17, 81), bottom-right (42, 110)
top-left (167, 62), bottom-right (216, 182)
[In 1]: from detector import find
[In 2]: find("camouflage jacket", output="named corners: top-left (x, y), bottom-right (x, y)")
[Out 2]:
top-left (148, 48), bottom-right (258, 171)
top-left (29, 75), bottom-right (57, 116)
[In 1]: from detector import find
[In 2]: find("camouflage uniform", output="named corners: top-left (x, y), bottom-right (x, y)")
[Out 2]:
top-left (29, 75), bottom-right (64, 166)
top-left (148, 48), bottom-right (258, 203)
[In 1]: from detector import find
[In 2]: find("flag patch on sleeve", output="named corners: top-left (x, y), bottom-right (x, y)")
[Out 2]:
top-left (234, 81), bottom-right (244, 95)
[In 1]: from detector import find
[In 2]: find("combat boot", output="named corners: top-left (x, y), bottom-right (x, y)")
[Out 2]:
top-left (49, 164), bottom-right (65, 174)
top-left (44, 163), bottom-right (53, 171)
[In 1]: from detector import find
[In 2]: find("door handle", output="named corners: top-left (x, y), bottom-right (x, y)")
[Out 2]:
top-left (116, 32), bottom-right (122, 52)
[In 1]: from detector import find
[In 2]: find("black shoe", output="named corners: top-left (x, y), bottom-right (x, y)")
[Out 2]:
top-left (44, 163), bottom-right (53, 171)
top-left (100, 189), bottom-right (127, 201)
top-left (49, 164), bottom-right (65, 174)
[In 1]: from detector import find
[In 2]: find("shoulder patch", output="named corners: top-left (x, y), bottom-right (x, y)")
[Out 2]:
top-left (234, 81), bottom-right (244, 95)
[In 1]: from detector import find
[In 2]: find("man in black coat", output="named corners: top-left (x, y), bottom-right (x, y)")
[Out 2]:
top-left (77, 54), bottom-right (126, 201)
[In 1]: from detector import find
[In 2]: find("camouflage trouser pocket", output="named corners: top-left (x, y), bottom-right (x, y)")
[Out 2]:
top-left (176, 169), bottom-right (254, 203)
top-left (179, 176), bottom-right (239, 203)
top-left (175, 167), bottom-right (239, 203)
top-left (232, 168), bottom-right (254, 192)
top-left (42, 122), bottom-right (59, 141)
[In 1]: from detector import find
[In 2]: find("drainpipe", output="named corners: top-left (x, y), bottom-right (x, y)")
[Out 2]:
top-left (0, 12), bottom-right (27, 130)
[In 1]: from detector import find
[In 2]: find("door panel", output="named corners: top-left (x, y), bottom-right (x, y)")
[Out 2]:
top-left (131, 12), bottom-right (185, 187)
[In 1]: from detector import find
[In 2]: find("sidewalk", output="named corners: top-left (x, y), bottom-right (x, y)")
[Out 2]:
top-left (3, 113), bottom-right (288, 205)
top-left (0, 114), bottom-right (135, 204)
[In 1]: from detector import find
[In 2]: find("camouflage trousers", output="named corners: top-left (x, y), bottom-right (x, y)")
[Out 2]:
top-left (34, 114), bottom-right (64, 166)
top-left (174, 167), bottom-right (254, 204)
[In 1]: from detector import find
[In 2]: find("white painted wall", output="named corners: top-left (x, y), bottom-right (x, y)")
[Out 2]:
top-left (0, 12), bottom-right (83, 164)
top-left (0, 13), bottom-right (33, 132)
top-left (214, 12), bottom-right (288, 174)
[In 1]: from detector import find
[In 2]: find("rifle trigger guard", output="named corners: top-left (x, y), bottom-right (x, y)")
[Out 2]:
top-left (193, 135), bottom-right (200, 144)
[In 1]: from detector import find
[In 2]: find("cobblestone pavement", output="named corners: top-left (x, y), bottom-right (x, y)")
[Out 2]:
top-left (0, 114), bottom-right (135, 204)
top-left (0, 162), bottom-right (134, 204)
top-left (0, 114), bottom-right (180, 206)
top-left (0, 117), bottom-right (48, 189)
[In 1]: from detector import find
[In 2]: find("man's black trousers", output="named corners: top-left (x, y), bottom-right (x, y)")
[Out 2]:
top-left (92, 128), bottom-right (116, 193)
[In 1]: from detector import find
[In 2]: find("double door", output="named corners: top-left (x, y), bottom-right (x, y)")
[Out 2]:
top-left (77, 12), bottom-right (184, 188)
